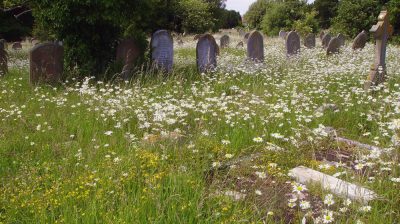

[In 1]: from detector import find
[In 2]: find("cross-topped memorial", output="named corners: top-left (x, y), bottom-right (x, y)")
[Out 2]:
top-left (365, 10), bottom-right (394, 90)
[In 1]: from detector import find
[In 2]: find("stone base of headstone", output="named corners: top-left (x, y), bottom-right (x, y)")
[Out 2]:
top-left (365, 65), bottom-right (387, 90)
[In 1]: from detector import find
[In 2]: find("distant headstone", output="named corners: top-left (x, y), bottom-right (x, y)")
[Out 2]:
top-left (177, 37), bottom-right (184, 45)
top-left (196, 34), bottom-right (218, 73)
top-left (352, 30), bottom-right (368, 50)
top-left (247, 31), bottom-right (264, 62)
top-left (32, 39), bottom-right (40, 46)
top-left (321, 33), bottom-right (331, 48)
top-left (319, 31), bottom-right (325, 40)
top-left (337, 33), bottom-right (345, 47)
top-left (279, 30), bottom-right (287, 39)
top-left (238, 29), bottom-right (246, 37)
top-left (326, 37), bottom-right (340, 55)
top-left (194, 34), bottom-right (202, 40)
top-left (244, 32), bottom-right (250, 43)
top-left (151, 30), bottom-right (173, 73)
top-left (12, 42), bottom-right (22, 50)
top-left (0, 39), bottom-right (7, 75)
top-left (304, 33), bottom-right (316, 48)
top-left (29, 42), bottom-right (63, 85)
top-left (220, 35), bottom-right (230, 49)
top-left (286, 31), bottom-right (300, 56)
top-left (116, 39), bottom-right (141, 79)
top-left (365, 10), bottom-right (393, 90)
top-left (236, 41), bottom-right (244, 48)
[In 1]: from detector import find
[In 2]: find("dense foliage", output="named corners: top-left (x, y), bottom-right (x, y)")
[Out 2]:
top-left (313, 0), bottom-right (339, 29)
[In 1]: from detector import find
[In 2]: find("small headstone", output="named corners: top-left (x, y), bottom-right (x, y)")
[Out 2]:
top-left (246, 31), bottom-right (264, 62)
top-left (352, 30), bottom-right (368, 50)
top-left (12, 42), bottom-right (22, 50)
top-left (326, 37), bottom-right (340, 55)
top-left (321, 33), bottom-right (331, 48)
top-left (194, 34), bottom-right (202, 40)
top-left (116, 39), bottom-right (141, 79)
top-left (220, 35), bottom-right (230, 49)
top-left (304, 33), bottom-right (316, 48)
top-left (337, 33), bottom-right (345, 47)
top-left (29, 42), bottom-right (64, 85)
top-left (279, 30), bottom-right (287, 39)
top-left (151, 30), bottom-right (173, 73)
top-left (365, 10), bottom-right (393, 89)
top-left (286, 31), bottom-right (300, 56)
top-left (236, 41), bottom-right (244, 48)
top-left (244, 32), bottom-right (250, 43)
top-left (319, 31), bottom-right (325, 40)
top-left (0, 39), bottom-right (8, 75)
top-left (239, 29), bottom-right (246, 37)
top-left (196, 34), bottom-right (218, 73)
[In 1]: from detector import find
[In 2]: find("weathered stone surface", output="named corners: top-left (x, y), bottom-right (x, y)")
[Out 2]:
top-left (151, 30), bottom-right (173, 73)
top-left (116, 39), bottom-right (141, 79)
top-left (327, 37), bottom-right (340, 55)
top-left (220, 35), bottom-right (230, 49)
top-left (244, 32), bottom-right (250, 43)
top-left (194, 34), bottom-right (202, 40)
top-left (29, 42), bottom-right (63, 85)
top-left (238, 29), bottom-right (246, 37)
top-left (289, 166), bottom-right (377, 203)
top-left (321, 33), bottom-right (331, 48)
top-left (0, 39), bottom-right (7, 75)
top-left (12, 42), bottom-right (22, 50)
top-left (319, 31), bottom-right (325, 40)
top-left (279, 30), bottom-right (287, 39)
top-left (246, 31), bottom-right (264, 62)
top-left (196, 34), bottom-right (218, 73)
top-left (304, 33), bottom-right (316, 48)
top-left (286, 31), bottom-right (300, 56)
top-left (337, 33), bottom-right (345, 47)
top-left (352, 31), bottom-right (368, 50)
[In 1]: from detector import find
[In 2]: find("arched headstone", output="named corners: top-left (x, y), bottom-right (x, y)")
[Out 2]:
top-left (247, 31), bottom-right (264, 62)
top-left (352, 31), bottom-right (368, 50)
top-left (116, 39), bottom-right (141, 79)
top-left (286, 31), bottom-right (300, 56)
top-left (220, 35), bottom-right (230, 49)
top-left (151, 30), bottom-right (173, 73)
top-left (327, 37), bottom-right (340, 55)
top-left (0, 39), bottom-right (7, 75)
top-left (279, 30), bottom-right (287, 39)
top-left (304, 33), bottom-right (316, 48)
top-left (337, 33), bottom-right (345, 47)
top-left (196, 34), bottom-right (218, 73)
top-left (12, 42), bottom-right (22, 50)
top-left (29, 42), bottom-right (63, 85)
top-left (322, 33), bottom-right (331, 48)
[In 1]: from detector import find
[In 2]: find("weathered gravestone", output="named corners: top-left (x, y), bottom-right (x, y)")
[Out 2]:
top-left (151, 30), bottom-right (173, 73)
top-left (12, 42), bottom-right (22, 50)
top-left (321, 33), bottom-right (331, 48)
top-left (244, 32), bottom-right (250, 43)
top-left (116, 39), bottom-right (141, 79)
top-left (337, 33), bottom-right (345, 47)
top-left (279, 30), bottom-right (287, 39)
top-left (319, 31), bottom-right (325, 40)
top-left (196, 34), bottom-right (218, 73)
top-left (286, 31), bottom-right (300, 56)
top-left (29, 42), bottom-right (63, 85)
top-left (304, 33), bottom-right (316, 48)
top-left (327, 37), bottom-right (341, 55)
top-left (352, 30), bottom-right (368, 50)
top-left (220, 35), bottom-right (230, 49)
top-left (236, 41), bottom-right (244, 48)
top-left (246, 31), bottom-right (264, 62)
top-left (0, 39), bottom-right (7, 75)
top-left (194, 34), bottom-right (202, 40)
top-left (365, 10), bottom-right (393, 90)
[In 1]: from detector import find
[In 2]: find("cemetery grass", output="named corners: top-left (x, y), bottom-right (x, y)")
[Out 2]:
top-left (1, 39), bottom-right (400, 223)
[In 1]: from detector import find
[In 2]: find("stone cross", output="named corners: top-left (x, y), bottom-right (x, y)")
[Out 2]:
top-left (30, 42), bottom-right (64, 85)
top-left (365, 10), bottom-right (393, 90)
top-left (0, 39), bottom-right (7, 75)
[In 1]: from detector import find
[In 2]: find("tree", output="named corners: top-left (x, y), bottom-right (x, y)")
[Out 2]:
top-left (178, 0), bottom-right (215, 33)
top-left (220, 9), bottom-right (242, 29)
top-left (243, 0), bottom-right (268, 29)
top-left (313, 0), bottom-right (339, 29)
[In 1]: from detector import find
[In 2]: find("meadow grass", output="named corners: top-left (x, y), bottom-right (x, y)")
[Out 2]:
top-left (1, 36), bottom-right (400, 223)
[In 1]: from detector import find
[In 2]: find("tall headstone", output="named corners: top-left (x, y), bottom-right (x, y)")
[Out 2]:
top-left (279, 30), bottom-right (287, 39)
top-left (304, 33), bottom-right (316, 48)
top-left (220, 35), bottom-right (230, 49)
top-left (0, 39), bottom-right (7, 75)
top-left (337, 33), bottom-right (345, 47)
top-left (326, 37), bottom-right (340, 55)
top-left (29, 42), bottom-right (63, 85)
top-left (352, 30), bottom-right (368, 50)
top-left (365, 10), bottom-right (393, 90)
top-left (286, 31), bottom-right (300, 56)
top-left (196, 34), bottom-right (218, 73)
top-left (151, 30), bottom-right (173, 73)
top-left (116, 39), bottom-right (141, 79)
top-left (12, 42), bottom-right (22, 50)
top-left (321, 33), bottom-right (331, 48)
top-left (246, 31), bottom-right (264, 62)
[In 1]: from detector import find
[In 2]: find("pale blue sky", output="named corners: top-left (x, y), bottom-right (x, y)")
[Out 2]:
top-left (225, 0), bottom-right (315, 15)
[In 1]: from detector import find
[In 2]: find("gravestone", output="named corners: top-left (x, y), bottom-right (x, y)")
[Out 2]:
top-left (236, 41), bottom-right (244, 48)
top-left (151, 30), bottom-right (173, 73)
top-left (194, 34), bottom-right (202, 40)
top-left (246, 31), bottom-right (264, 62)
top-left (279, 30), bottom-right (287, 39)
top-left (365, 10), bottom-right (393, 90)
top-left (326, 37), bottom-right (340, 55)
top-left (244, 32), bottom-right (250, 43)
top-left (337, 33), bottom-right (345, 47)
top-left (321, 33), bottom-right (331, 48)
top-left (196, 34), bottom-right (218, 73)
top-left (29, 42), bottom-right (63, 85)
top-left (220, 35), bottom-right (230, 49)
top-left (239, 29), bottom-right (246, 37)
top-left (286, 31), bottom-right (300, 56)
top-left (352, 30), bottom-right (368, 50)
top-left (12, 42), bottom-right (22, 50)
top-left (304, 33), bottom-right (316, 48)
top-left (0, 39), bottom-right (7, 75)
top-left (116, 39), bottom-right (141, 79)
top-left (319, 31), bottom-right (325, 40)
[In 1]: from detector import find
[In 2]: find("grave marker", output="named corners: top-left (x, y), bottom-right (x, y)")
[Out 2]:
top-left (196, 34), bottom-right (218, 73)
top-left (12, 42), bottom-right (22, 50)
top-left (0, 39), bottom-right (7, 75)
top-left (337, 33), bottom-right (345, 47)
top-left (246, 31), bottom-right (264, 62)
top-left (151, 30), bottom-right (173, 73)
top-left (319, 31), bottom-right (325, 40)
top-left (365, 10), bottom-right (393, 90)
top-left (279, 30), bottom-right (287, 39)
top-left (304, 33), bottom-right (316, 48)
top-left (116, 39), bottom-right (141, 79)
top-left (352, 31), bottom-right (368, 50)
top-left (286, 31), bottom-right (300, 56)
top-left (29, 42), bottom-right (63, 85)
top-left (327, 37), bottom-right (340, 55)
top-left (322, 33), bottom-right (331, 48)
top-left (220, 35), bottom-right (230, 49)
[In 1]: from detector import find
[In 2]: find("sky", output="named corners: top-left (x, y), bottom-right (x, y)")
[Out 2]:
top-left (225, 0), bottom-right (315, 15)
